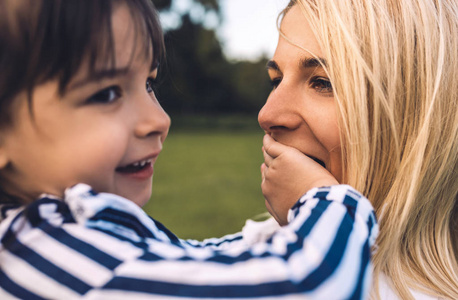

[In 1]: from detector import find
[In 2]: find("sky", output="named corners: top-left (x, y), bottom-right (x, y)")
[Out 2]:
top-left (219, 0), bottom-right (290, 60)
top-left (159, 0), bottom-right (290, 61)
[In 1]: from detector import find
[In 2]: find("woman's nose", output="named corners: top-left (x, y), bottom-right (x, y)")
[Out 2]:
top-left (258, 89), bottom-right (302, 134)
top-left (134, 93), bottom-right (170, 141)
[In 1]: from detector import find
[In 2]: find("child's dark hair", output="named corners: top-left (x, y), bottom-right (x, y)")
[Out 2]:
top-left (0, 0), bottom-right (164, 204)
top-left (0, 0), bottom-right (164, 128)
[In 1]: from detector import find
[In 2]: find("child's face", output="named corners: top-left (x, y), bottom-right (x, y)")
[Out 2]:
top-left (0, 5), bottom-right (170, 206)
top-left (259, 4), bottom-right (342, 182)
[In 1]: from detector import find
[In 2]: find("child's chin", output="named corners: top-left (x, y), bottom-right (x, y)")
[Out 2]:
top-left (124, 192), bottom-right (150, 207)
top-left (113, 187), bottom-right (151, 207)
top-left (133, 191), bottom-right (153, 207)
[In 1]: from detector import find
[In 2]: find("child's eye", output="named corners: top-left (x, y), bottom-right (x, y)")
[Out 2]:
top-left (269, 77), bottom-right (282, 89)
top-left (310, 77), bottom-right (333, 95)
top-left (87, 86), bottom-right (122, 104)
top-left (146, 77), bottom-right (158, 93)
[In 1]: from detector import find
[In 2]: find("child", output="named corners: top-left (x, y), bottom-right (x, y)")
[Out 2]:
top-left (0, 0), bottom-right (377, 299)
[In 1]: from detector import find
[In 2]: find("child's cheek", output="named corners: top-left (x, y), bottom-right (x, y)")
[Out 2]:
top-left (71, 132), bottom-right (129, 193)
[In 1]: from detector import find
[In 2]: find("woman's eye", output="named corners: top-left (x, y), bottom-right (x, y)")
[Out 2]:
top-left (146, 77), bottom-right (158, 93)
top-left (269, 77), bottom-right (282, 89)
top-left (87, 86), bottom-right (121, 104)
top-left (310, 77), bottom-right (333, 94)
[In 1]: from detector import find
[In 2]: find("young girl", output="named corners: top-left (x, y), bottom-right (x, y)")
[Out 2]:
top-left (257, 0), bottom-right (458, 299)
top-left (0, 0), bottom-right (377, 299)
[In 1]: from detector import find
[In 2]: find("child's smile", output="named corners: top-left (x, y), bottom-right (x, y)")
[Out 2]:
top-left (0, 5), bottom-right (170, 206)
top-left (116, 155), bottom-right (158, 180)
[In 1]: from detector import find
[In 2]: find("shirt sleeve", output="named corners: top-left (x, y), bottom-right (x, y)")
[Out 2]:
top-left (180, 231), bottom-right (246, 251)
top-left (0, 184), bottom-right (378, 300)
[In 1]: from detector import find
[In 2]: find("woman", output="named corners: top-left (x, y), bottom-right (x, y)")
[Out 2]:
top-left (258, 0), bottom-right (458, 299)
top-left (0, 0), bottom-right (376, 298)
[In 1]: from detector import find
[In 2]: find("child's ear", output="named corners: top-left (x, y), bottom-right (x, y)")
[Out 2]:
top-left (0, 154), bottom-right (8, 169)
top-left (0, 140), bottom-right (10, 169)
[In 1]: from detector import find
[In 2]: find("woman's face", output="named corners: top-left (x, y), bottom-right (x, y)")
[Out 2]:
top-left (258, 4), bottom-right (342, 182)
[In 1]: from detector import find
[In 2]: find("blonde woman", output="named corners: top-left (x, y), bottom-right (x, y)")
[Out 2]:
top-left (258, 0), bottom-right (458, 299)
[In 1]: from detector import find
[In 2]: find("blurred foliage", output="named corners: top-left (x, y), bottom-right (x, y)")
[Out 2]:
top-left (153, 0), bottom-right (218, 12)
top-left (193, 0), bottom-right (220, 13)
top-left (152, 0), bottom-right (272, 116)
top-left (153, 0), bottom-right (172, 10)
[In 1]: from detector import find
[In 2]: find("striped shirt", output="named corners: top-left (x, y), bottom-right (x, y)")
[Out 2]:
top-left (0, 184), bottom-right (377, 299)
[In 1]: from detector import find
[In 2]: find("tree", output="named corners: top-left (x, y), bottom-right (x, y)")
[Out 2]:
top-left (152, 0), bottom-right (271, 116)
top-left (153, 0), bottom-right (172, 10)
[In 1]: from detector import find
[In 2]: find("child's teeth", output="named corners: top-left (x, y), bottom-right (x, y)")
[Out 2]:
top-left (132, 159), bottom-right (151, 167)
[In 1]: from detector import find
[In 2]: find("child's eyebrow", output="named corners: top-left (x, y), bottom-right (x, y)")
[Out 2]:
top-left (67, 67), bottom-right (130, 92)
top-left (266, 60), bottom-right (280, 72)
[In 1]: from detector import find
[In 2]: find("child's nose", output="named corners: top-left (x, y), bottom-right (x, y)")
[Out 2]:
top-left (134, 93), bottom-right (170, 140)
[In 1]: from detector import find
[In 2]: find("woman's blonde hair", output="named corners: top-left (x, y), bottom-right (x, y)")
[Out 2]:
top-left (281, 0), bottom-right (458, 299)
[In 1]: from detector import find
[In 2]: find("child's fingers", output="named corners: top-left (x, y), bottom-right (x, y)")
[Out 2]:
top-left (263, 147), bottom-right (273, 167)
top-left (263, 134), bottom-right (290, 158)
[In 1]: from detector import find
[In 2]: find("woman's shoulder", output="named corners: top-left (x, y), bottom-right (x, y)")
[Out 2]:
top-left (377, 273), bottom-right (441, 300)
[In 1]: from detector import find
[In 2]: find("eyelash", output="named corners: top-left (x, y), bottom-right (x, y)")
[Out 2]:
top-left (269, 77), bottom-right (282, 89)
top-left (146, 77), bottom-right (158, 94)
top-left (86, 86), bottom-right (122, 104)
top-left (269, 76), bottom-right (333, 95)
top-left (86, 77), bottom-right (158, 104)
top-left (310, 77), bottom-right (333, 94)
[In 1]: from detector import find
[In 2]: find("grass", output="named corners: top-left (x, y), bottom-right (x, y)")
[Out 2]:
top-left (143, 123), bottom-right (268, 240)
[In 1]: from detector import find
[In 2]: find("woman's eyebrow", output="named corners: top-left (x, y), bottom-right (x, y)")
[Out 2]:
top-left (266, 57), bottom-right (327, 72)
top-left (67, 67), bottom-right (130, 92)
top-left (300, 57), bottom-right (327, 69)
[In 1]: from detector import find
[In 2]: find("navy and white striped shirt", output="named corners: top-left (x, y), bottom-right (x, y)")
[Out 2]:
top-left (0, 184), bottom-right (377, 299)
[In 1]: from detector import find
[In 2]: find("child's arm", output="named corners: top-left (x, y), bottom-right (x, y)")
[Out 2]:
top-left (178, 132), bottom-right (341, 251)
top-left (0, 183), bottom-right (377, 299)
top-left (261, 134), bottom-right (339, 225)
top-left (180, 232), bottom-right (247, 251)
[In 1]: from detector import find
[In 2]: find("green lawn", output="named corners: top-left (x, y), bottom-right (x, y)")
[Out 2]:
top-left (143, 128), bottom-right (268, 240)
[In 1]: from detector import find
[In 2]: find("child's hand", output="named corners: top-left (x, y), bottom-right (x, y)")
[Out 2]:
top-left (261, 134), bottom-right (338, 225)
